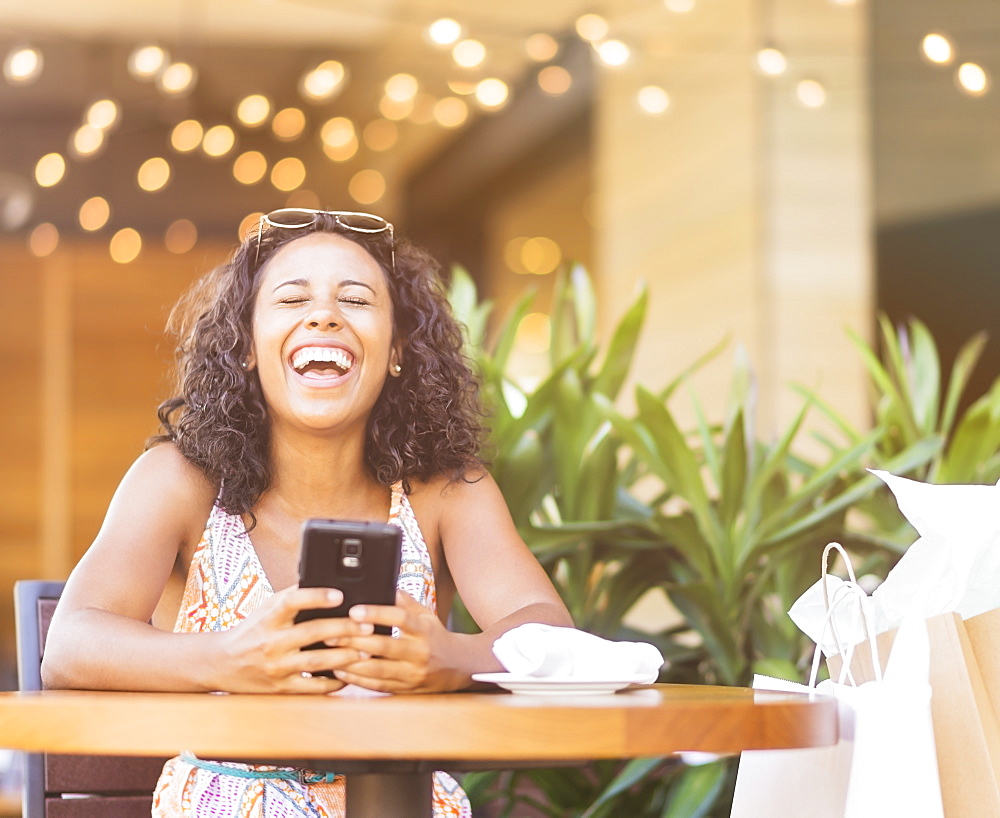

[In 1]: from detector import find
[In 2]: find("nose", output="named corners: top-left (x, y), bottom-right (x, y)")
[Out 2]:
top-left (305, 302), bottom-right (340, 330)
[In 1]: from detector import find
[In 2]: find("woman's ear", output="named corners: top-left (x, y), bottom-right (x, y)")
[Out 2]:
top-left (244, 346), bottom-right (257, 372)
top-left (388, 344), bottom-right (403, 377)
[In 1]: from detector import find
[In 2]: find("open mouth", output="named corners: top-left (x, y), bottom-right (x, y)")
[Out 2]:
top-left (290, 346), bottom-right (355, 379)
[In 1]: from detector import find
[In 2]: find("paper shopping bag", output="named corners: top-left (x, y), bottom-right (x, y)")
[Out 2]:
top-left (830, 611), bottom-right (1000, 818)
top-left (733, 616), bottom-right (942, 818)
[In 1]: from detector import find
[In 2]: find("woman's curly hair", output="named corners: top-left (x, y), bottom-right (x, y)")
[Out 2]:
top-left (151, 213), bottom-right (485, 518)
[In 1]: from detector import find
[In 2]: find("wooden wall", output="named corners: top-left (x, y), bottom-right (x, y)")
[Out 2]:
top-left (0, 239), bottom-right (230, 683)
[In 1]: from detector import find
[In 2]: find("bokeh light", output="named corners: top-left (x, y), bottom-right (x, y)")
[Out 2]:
top-left (29, 223), bottom-right (59, 257)
top-left (349, 169), bottom-right (386, 204)
top-left (796, 79), bottom-right (827, 107)
top-left (385, 73), bottom-right (419, 102)
top-left (35, 153), bottom-right (66, 187)
top-left (433, 97), bottom-right (468, 128)
top-left (109, 228), bottom-right (142, 263)
top-left (475, 78), bottom-right (509, 109)
top-left (271, 157), bottom-right (306, 191)
top-left (364, 119), bottom-right (399, 151)
top-left (637, 85), bottom-right (671, 114)
top-left (756, 47), bottom-right (788, 76)
top-left (233, 151), bottom-right (268, 185)
top-left (170, 119), bottom-right (204, 153)
top-left (272, 107), bottom-right (306, 141)
top-left (921, 33), bottom-right (954, 65)
top-left (128, 45), bottom-right (168, 79)
top-left (86, 99), bottom-right (119, 130)
top-left (4, 46), bottom-right (43, 84)
top-left (71, 124), bottom-right (105, 158)
top-left (575, 14), bottom-right (609, 42)
top-left (165, 219), bottom-right (198, 254)
top-left (428, 18), bottom-right (462, 46)
top-left (957, 62), bottom-right (990, 95)
top-left (525, 33), bottom-right (559, 62)
top-left (78, 196), bottom-right (110, 231)
top-left (300, 60), bottom-right (346, 101)
top-left (236, 94), bottom-right (272, 127)
top-left (453, 40), bottom-right (486, 68)
top-left (538, 66), bottom-right (572, 95)
top-left (202, 124), bottom-right (236, 157)
top-left (157, 62), bottom-right (197, 96)
top-left (137, 157), bottom-right (171, 192)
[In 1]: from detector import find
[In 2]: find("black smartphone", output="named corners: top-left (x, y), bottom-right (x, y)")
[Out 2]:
top-left (295, 519), bottom-right (402, 674)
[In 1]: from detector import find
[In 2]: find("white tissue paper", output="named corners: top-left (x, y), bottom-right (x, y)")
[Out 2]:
top-left (491, 623), bottom-right (664, 682)
top-left (789, 468), bottom-right (1000, 653)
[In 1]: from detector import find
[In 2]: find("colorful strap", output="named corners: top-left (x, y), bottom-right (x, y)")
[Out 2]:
top-left (180, 752), bottom-right (338, 785)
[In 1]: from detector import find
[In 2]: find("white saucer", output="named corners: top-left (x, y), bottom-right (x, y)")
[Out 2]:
top-left (471, 673), bottom-right (647, 696)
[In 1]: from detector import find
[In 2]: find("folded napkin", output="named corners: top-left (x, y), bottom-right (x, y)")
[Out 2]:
top-left (491, 623), bottom-right (664, 683)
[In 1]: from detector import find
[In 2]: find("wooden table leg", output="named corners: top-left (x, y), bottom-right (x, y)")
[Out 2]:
top-left (346, 772), bottom-right (433, 818)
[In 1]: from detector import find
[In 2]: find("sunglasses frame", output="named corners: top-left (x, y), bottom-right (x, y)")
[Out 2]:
top-left (254, 208), bottom-right (395, 272)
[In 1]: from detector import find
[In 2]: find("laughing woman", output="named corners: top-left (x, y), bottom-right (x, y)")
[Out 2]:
top-left (42, 209), bottom-right (573, 817)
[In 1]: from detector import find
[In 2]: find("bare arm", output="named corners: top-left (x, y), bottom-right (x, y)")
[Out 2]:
top-left (334, 472), bottom-right (573, 692)
top-left (42, 444), bottom-right (371, 693)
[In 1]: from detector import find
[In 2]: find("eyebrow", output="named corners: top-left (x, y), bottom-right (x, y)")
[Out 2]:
top-left (272, 278), bottom-right (376, 294)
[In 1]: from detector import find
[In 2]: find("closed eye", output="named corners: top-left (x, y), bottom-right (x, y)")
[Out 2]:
top-left (339, 296), bottom-right (371, 306)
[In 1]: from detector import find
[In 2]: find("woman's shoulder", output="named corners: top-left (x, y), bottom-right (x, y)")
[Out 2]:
top-left (123, 442), bottom-right (218, 509)
top-left (404, 468), bottom-right (497, 518)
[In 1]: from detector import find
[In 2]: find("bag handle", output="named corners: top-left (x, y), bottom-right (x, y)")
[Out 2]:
top-left (807, 543), bottom-right (882, 689)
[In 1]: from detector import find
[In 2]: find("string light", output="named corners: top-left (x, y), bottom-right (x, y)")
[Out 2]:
top-left (165, 219), bottom-right (198, 254)
top-left (233, 151), bottom-right (268, 185)
top-left (538, 66), bottom-right (572, 95)
top-left (29, 223), bottom-right (59, 257)
top-left (385, 73), bottom-right (419, 102)
top-left (452, 40), bottom-right (486, 68)
top-left (157, 62), bottom-right (197, 96)
top-left (756, 47), bottom-right (787, 76)
top-left (379, 96), bottom-right (414, 120)
top-left (575, 14), bottom-right (609, 42)
top-left (475, 78), bottom-right (510, 109)
top-left (86, 99), bottom-right (120, 130)
top-left (272, 108), bottom-right (306, 141)
top-left (128, 45), bottom-right (168, 80)
top-left (957, 62), bottom-right (990, 96)
top-left (363, 119), bottom-right (399, 151)
top-left (596, 40), bottom-right (631, 67)
top-left (34, 153), bottom-right (66, 187)
top-left (202, 125), bottom-right (236, 157)
top-left (78, 197), bottom-right (110, 231)
top-left (349, 169), bottom-right (386, 204)
top-left (796, 79), bottom-right (827, 107)
top-left (4, 46), bottom-right (43, 84)
top-left (137, 157), bottom-right (171, 192)
top-left (433, 97), bottom-right (468, 128)
top-left (921, 33), bottom-right (954, 65)
top-left (447, 79), bottom-right (477, 96)
top-left (271, 157), bottom-right (306, 191)
top-left (236, 94), bottom-right (272, 127)
top-left (427, 18), bottom-right (462, 46)
top-left (299, 60), bottom-right (346, 102)
top-left (637, 86), bottom-right (670, 115)
top-left (71, 124), bottom-right (105, 158)
top-left (525, 33), bottom-right (559, 62)
top-left (109, 228), bottom-right (142, 263)
top-left (170, 120), bottom-right (204, 153)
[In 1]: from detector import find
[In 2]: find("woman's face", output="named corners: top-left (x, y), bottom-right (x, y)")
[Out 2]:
top-left (249, 231), bottom-right (400, 437)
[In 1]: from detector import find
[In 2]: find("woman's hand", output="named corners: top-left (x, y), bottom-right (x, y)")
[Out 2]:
top-left (332, 591), bottom-right (470, 694)
top-left (216, 586), bottom-right (375, 694)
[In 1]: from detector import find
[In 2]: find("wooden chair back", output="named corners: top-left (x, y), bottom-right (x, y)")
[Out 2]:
top-left (14, 580), bottom-right (170, 818)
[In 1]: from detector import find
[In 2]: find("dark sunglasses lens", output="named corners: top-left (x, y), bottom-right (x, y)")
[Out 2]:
top-left (338, 214), bottom-right (387, 232)
top-left (266, 209), bottom-right (316, 228)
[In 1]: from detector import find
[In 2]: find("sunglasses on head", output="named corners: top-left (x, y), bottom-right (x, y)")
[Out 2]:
top-left (254, 208), bottom-right (395, 272)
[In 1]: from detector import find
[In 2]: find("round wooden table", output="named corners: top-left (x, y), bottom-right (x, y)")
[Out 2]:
top-left (0, 683), bottom-right (836, 816)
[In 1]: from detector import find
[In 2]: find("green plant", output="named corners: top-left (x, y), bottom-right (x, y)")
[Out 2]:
top-left (447, 268), bottom-right (998, 817)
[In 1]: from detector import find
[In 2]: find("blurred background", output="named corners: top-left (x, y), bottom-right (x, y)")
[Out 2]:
top-left (0, 0), bottom-right (998, 750)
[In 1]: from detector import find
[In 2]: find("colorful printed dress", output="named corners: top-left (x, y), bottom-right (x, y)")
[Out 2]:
top-left (151, 483), bottom-right (471, 818)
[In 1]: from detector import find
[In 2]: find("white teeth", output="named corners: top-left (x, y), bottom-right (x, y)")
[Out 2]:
top-left (291, 346), bottom-right (354, 373)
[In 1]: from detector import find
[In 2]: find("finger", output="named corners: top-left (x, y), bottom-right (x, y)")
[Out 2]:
top-left (291, 616), bottom-right (375, 650)
top-left (273, 587), bottom-right (345, 622)
top-left (334, 665), bottom-right (418, 694)
top-left (348, 603), bottom-right (408, 629)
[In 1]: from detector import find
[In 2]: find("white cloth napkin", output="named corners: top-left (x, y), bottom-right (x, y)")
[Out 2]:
top-left (491, 623), bottom-right (664, 683)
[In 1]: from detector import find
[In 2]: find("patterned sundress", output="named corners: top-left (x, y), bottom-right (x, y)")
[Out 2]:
top-left (151, 483), bottom-right (471, 818)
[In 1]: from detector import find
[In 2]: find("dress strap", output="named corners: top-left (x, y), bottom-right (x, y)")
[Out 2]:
top-left (179, 752), bottom-right (338, 786)
top-left (388, 480), bottom-right (404, 522)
